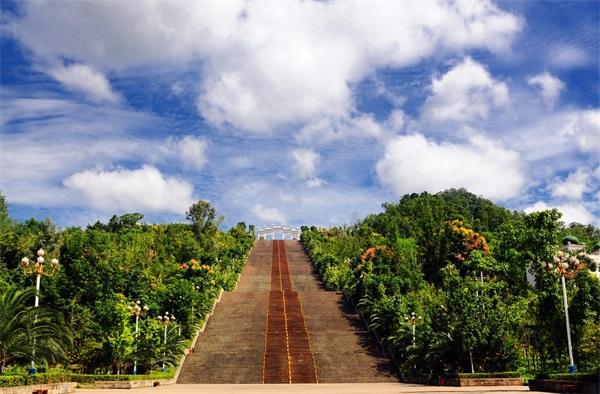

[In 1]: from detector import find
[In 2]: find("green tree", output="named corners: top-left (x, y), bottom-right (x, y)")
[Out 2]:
top-left (186, 200), bottom-right (218, 249)
top-left (0, 285), bottom-right (71, 371)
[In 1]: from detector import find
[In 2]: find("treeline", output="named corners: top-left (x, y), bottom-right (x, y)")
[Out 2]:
top-left (0, 195), bottom-right (254, 374)
top-left (301, 189), bottom-right (599, 378)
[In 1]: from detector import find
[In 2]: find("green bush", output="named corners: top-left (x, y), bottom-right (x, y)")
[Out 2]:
top-left (71, 370), bottom-right (173, 382)
top-left (0, 370), bottom-right (175, 388)
top-left (28, 372), bottom-right (72, 385)
top-left (0, 375), bottom-right (26, 387)
top-left (547, 372), bottom-right (599, 382)
top-left (0, 372), bottom-right (73, 387)
top-left (458, 371), bottom-right (521, 378)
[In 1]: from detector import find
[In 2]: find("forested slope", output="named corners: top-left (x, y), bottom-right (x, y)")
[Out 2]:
top-left (301, 189), bottom-right (599, 378)
top-left (0, 195), bottom-right (254, 374)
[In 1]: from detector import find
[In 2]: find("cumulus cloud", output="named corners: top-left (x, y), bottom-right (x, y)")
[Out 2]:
top-left (422, 57), bottom-right (509, 123)
top-left (559, 110), bottom-right (600, 154)
top-left (550, 168), bottom-right (592, 201)
top-left (547, 45), bottom-right (590, 69)
top-left (527, 72), bottom-right (564, 108)
top-left (297, 114), bottom-right (387, 144)
top-left (8, 1), bottom-right (521, 133)
top-left (376, 133), bottom-right (524, 200)
top-left (250, 204), bottom-right (286, 224)
top-left (292, 148), bottom-right (318, 178)
top-left (502, 109), bottom-right (600, 165)
top-left (176, 136), bottom-right (208, 170)
top-left (291, 148), bottom-right (323, 188)
top-left (63, 165), bottom-right (195, 213)
top-left (524, 201), bottom-right (595, 226)
top-left (47, 64), bottom-right (122, 104)
top-left (225, 180), bottom-right (386, 227)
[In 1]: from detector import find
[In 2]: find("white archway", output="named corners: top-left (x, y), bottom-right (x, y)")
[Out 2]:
top-left (255, 225), bottom-right (301, 240)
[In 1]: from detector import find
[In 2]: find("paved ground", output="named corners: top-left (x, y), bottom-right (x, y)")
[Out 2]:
top-left (79, 383), bottom-right (538, 394)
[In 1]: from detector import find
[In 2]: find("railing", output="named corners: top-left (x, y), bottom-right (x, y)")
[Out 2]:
top-left (255, 225), bottom-right (301, 240)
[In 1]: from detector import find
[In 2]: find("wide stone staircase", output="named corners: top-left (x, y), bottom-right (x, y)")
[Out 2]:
top-left (177, 240), bottom-right (397, 384)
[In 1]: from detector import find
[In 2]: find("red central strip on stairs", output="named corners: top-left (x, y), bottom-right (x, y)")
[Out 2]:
top-left (263, 240), bottom-right (317, 384)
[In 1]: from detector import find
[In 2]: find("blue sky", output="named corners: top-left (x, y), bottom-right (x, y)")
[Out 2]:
top-left (1, 0), bottom-right (598, 228)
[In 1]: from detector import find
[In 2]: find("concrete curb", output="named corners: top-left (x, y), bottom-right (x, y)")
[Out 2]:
top-left (0, 382), bottom-right (76, 394)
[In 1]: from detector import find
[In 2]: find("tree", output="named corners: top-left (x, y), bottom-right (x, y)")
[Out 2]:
top-left (186, 200), bottom-right (218, 249)
top-left (0, 285), bottom-right (71, 371)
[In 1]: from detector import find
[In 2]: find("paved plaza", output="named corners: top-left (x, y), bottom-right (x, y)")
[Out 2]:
top-left (79, 383), bottom-right (539, 394)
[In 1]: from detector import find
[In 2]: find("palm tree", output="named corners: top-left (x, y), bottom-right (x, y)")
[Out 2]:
top-left (0, 285), bottom-right (71, 371)
top-left (156, 325), bottom-right (186, 371)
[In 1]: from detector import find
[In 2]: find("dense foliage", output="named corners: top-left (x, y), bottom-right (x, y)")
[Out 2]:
top-left (301, 189), bottom-right (600, 378)
top-left (0, 193), bottom-right (254, 375)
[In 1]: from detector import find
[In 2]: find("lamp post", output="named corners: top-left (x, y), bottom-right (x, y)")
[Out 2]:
top-left (128, 300), bottom-right (148, 375)
top-left (543, 243), bottom-right (585, 373)
top-left (406, 311), bottom-right (421, 346)
top-left (191, 285), bottom-right (200, 319)
top-left (20, 248), bottom-right (59, 374)
top-left (157, 312), bottom-right (175, 372)
top-left (405, 311), bottom-right (421, 375)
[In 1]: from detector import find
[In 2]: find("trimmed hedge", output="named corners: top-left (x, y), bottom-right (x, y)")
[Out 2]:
top-left (0, 370), bottom-right (174, 388)
top-left (546, 372), bottom-right (599, 382)
top-left (0, 372), bottom-right (70, 387)
top-left (71, 371), bottom-right (173, 382)
top-left (458, 371), bottom-right (521, 378)
top-left (0, 375), bottom-right (26, 388)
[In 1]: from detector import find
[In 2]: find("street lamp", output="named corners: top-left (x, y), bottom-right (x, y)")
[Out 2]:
top-left (128, 300), bottom-right (148, 375)
top-left (20, 248), bottom-right (59, 374)
top-left (405, 311), bottom-right (421, 375)
top-left (405, 311), bottom-right (421, 346)
top-left (542, 243), bottom-right (585, 373)
top-left (157, 312), bottom-right (175, 372)
top-left (191, 285), bottom-right (201, 319)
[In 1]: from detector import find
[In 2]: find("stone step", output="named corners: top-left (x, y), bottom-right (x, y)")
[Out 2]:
top-left (178, 239), bottom-right (397, 384)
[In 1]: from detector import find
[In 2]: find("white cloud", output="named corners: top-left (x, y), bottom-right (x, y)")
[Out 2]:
top-left (63, 165), bottom-right (194, 213)
top-left (503, 109), bottom-right (600, 165)
top-left (527, 72), bottom-right (564, 108)
top-left (292, 148), bottom-right (319, 179)
top-left (422, 57), bottom-right (509, 123)
top-left (250, 204), bottom-right (286, 224)
top-left (225, 180), bottom-right (386, 228)
top-left (306, 178), bottom-right (324, 188)
top-left (560, 110), bottom-right (600, 154)
top-left (0, 96), bottom-right (160, 206)
top-left (177, 136), bottom-right (208, 170)
top-left (550, 168), bottom-right (592, 201)
top-left (524, 201), bottom-right (595, 226)
top-left (297, 114), bottom-right (387, 144)
top-left (547, 45), bottom-right (590, 69)
top-left (47, 64), bottom-right (121, 104)
top-left (291, 148), bottom-right (324, 188)
top-left (170, 81), bottom-right (185, 95)
top-left (376, 133), bottom-right (524, 200)
top-left (9, 1), bottom-right (521, 133)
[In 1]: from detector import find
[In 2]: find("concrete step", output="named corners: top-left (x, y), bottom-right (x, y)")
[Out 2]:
top-left (178, 239), bottom-right (397, 384)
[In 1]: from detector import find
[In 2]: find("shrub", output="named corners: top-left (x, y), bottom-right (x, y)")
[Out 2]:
top-left (29, 372), bottom-right (72, 385)
top-left (71, 370), bottom-right (173, 383)
top-left (547, 371), bottom-right (599, 382)
top-left (458, 371), bottom-right (522, 378)
top-left (0, 375), bottom-right (26, 387)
